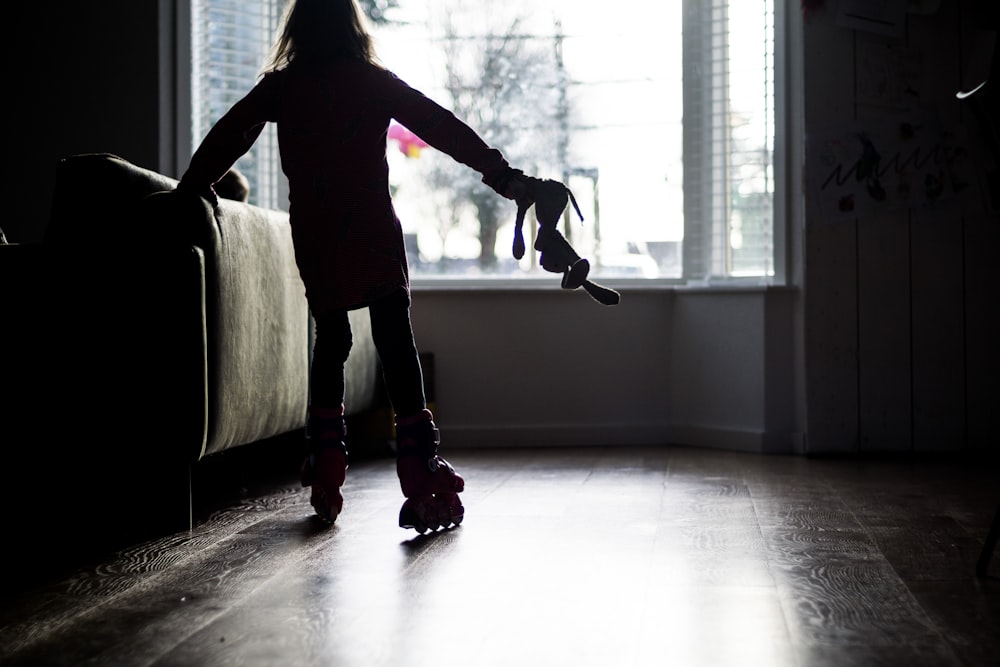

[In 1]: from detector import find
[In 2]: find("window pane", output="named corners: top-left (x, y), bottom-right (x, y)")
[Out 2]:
top-left (682, 0), bottom-right (774, 280)
top-left (375, 0), bottom-right (685, 280)
top-left (728, 0), bottom-right (775, 277)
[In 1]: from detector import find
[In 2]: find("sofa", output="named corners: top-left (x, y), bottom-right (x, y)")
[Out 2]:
top-left (1, 153), bottom-right (382, 576)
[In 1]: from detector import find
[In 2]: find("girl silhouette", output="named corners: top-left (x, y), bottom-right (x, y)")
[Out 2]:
top-left (179, 0), bottom-right (530, 532)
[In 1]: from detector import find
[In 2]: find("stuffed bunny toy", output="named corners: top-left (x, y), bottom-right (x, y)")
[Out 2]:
top-left (510, 177), bottom-right (620, 306)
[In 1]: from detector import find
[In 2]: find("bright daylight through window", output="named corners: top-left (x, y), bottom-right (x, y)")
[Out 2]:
top-left (189, 0), bottom-right (776, 282)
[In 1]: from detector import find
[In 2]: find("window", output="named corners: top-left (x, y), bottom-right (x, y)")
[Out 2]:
top-left (185, 0), bottom-right (778, 283)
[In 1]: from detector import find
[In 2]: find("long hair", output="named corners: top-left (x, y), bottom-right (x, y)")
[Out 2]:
top-left (262, 0), bottom-right (380, 74)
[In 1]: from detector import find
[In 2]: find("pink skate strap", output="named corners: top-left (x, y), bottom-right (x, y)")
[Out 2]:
top-left (309, 404), bottom-right (347, 442)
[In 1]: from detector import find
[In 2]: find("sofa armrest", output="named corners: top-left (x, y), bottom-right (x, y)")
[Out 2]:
top-left (139, 191), bottom-right (312, 457)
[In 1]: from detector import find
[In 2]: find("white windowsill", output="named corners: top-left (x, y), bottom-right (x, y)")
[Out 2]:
top-left (409, 277), bottom-right (793, 294)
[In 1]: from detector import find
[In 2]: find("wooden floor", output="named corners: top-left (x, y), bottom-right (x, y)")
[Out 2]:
top-left (1, 445), bottom-right (998, 667)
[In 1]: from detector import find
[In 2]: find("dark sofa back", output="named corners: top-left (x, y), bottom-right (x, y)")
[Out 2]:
top-left (46, 153), bottom-right (179, 245)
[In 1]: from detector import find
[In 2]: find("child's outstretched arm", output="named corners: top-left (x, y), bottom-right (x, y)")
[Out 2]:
top-left (382, 71), bottom-right (528, 198)
top-left (179, 74), bottom-right (279, 203)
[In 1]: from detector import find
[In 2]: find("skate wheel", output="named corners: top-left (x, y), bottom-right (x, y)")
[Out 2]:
top-left (434, 493), bottom-right (464, 529)
top-left (306, 448), bottom-right (347, 523)
top-left (399, 497), bottom-right (430, 533)
top-left (399, 494), bottom-right (465, 533)
top-left (310, 489), bottom-right (342, 524)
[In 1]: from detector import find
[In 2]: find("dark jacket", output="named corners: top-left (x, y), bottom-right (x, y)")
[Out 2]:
top-left (181, 58), bottom-right (512, 313)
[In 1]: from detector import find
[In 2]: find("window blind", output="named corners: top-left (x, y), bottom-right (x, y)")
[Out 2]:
top-left (191, 0), bottom-right (285, 210)
top-left (683, 0), bottom-right (775, 279)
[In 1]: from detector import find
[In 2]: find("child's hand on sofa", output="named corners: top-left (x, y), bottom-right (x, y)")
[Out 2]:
top-left (175, 179), bottom-right (219, 209)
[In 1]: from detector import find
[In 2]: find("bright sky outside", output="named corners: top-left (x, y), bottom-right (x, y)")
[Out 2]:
top-left (368, 0), bottom-right (686, 271)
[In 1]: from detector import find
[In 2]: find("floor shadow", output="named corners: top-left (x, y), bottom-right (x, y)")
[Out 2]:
top-left (399, 525), bottom-right (462, 553)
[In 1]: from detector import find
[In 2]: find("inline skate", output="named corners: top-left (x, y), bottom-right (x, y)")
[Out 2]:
top-left (300, 405), bottom-right (349, 523)
top-left (395, 409), bottom-right (464, 533)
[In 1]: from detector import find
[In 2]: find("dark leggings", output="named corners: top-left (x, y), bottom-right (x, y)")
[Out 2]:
top-left (310, 288), bottom-right (426, 418)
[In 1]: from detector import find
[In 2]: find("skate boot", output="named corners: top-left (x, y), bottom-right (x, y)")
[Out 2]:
top-left (300, 405), bottom-right (349, 523)
top-left (395, 409), bottom-right (465, 533)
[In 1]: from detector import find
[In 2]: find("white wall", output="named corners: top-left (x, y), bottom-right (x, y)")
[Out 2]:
top-left (667, 287), bottom-right (802, 454)
top-left (409, 284), bottom-right (804, 454)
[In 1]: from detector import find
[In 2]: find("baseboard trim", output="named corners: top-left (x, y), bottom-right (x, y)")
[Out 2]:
top-left (441, 423), bottom-right (671, 448)
top-left (440, 423), bottom-right (802, 454)
top-left (665, 425), bottom-right (802, 454)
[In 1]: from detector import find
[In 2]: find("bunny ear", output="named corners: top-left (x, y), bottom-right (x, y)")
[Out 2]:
top-left (512, 200), bottom-right (530, 259)
top-left (513, 232), bottom-right (526, 260)
top-left (566, 186), bottom-right (584, 223)
top-left (582, 280), bottom-right (621, 306)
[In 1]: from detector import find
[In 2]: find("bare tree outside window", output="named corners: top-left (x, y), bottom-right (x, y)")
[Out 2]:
top-left (381, 3), bottom-right (566, 274)
top-left (438, 7), bottom-right (563, 272)
top-left (357, 0), bottom-right (400, 25)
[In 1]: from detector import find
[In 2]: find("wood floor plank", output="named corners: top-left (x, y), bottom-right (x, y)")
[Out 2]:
top-left (0, 446), bottom-right (996, 667)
